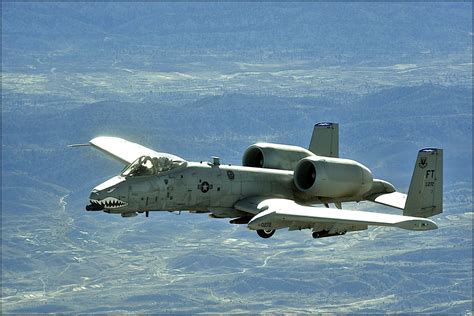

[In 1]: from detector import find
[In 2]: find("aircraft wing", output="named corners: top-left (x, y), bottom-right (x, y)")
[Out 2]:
top-left (89, 136), bottom-right (184, 165)
top-left (241, 198), bottom-right (437, 232)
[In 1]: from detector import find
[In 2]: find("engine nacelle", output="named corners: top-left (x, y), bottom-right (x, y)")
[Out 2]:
top-left (294, 156), bottom-right (373, 198)
top-left (242, 142), bottom-right (313, 170)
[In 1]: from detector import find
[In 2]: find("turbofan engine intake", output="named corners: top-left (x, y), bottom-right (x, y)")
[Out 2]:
top-left (294, 156), bottom-right (373, 198)
top-left (242, 143), bottom-right (313, 170)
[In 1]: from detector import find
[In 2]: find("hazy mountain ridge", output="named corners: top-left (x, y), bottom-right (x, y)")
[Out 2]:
top-left (2, 84), bottom-right (471, 189)
top-left (3, 3), bottom-right (472, 64)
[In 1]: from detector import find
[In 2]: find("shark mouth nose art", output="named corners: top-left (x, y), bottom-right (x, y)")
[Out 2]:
top-left (89, 197), bottom-right (128, 209)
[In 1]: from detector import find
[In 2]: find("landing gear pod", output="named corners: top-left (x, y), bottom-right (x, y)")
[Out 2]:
top-left (257, 229), bottom-right (275, 239)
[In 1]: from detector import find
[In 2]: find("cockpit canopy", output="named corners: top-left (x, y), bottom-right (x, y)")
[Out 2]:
top-left (121, 155), bottom-right (185, 177)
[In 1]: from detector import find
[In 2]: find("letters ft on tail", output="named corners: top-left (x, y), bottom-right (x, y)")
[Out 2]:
top-left (71, 122), bottom-right (442, 239)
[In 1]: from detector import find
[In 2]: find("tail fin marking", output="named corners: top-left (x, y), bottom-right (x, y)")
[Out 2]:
top-left (404, 148), bottom-right (443, 218)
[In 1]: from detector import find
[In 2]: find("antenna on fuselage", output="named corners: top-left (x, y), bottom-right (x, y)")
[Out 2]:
top-left (208, 156), bottom-right (220, 167)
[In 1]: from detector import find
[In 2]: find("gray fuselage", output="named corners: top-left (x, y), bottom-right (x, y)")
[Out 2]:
top-left (90, 162), bottom-right (295, 216)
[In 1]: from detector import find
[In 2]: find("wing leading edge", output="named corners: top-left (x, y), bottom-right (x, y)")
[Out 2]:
top-left (239, 198), bottom-right (437, 233)
top-left (89, 136), bottom-right (184, 165)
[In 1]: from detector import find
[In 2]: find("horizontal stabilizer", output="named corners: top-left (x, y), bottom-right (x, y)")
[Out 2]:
top-left (371, 192), bottom-right (407, 210)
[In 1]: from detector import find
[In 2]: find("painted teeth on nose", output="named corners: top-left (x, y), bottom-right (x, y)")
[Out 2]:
top-left (94, 197), bottom-right (128, 209)
top-left (90, 199), bottom-right (102, 206)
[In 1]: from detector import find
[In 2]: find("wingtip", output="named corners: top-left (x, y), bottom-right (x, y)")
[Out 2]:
top-left (396, 218), bottom-right (438, 231)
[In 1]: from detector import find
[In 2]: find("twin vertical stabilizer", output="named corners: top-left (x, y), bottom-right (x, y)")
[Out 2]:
top-left (404, 148), bottom-right (443, 218)
top-left (310, 122), bottom-right (443, 219)
top-left (308, 122), bottom-right (339, 158)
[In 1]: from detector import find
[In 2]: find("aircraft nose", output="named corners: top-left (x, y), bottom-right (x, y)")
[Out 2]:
top-left (90, 189), bottom-right (99, 199)
top-left (89, 187), bottom-right (107, 202)
top-left (86, 200), bottom-right (104, 212)
top-left (86, 177), bottom-right (129, 211)
top-left (86, 188), bottom-right (103, 211)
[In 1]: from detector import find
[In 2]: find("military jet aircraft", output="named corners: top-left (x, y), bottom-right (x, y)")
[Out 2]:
top-left (74, 122), bottom-right (442, 239)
